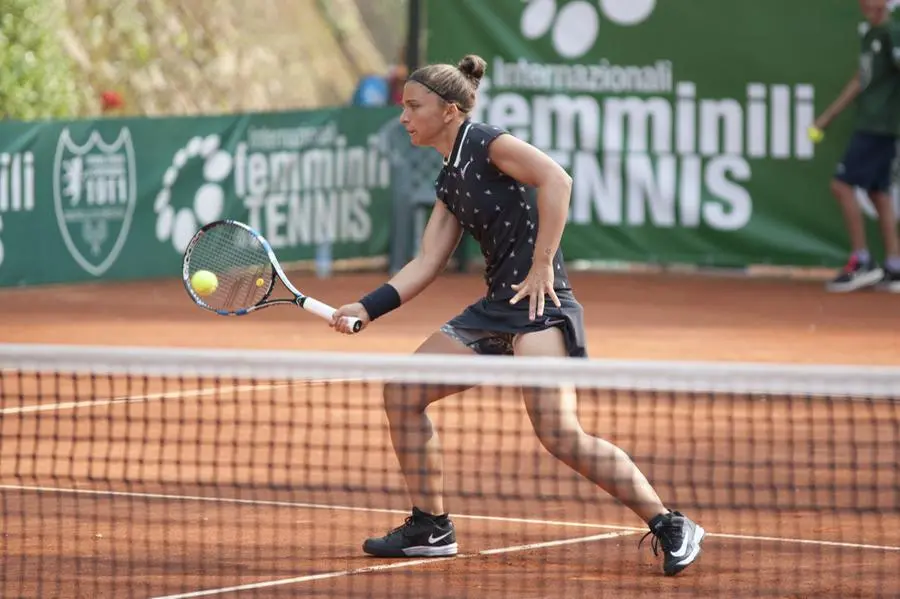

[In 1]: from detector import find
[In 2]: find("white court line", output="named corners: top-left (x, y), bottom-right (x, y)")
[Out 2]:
top-left (3, 484), bottom-right (898, 554)
top-left (707, 531), bottom-right (900, 552)
top-left (0, 484), bottom-right (642, 532)
top-left (478, 530), bottom-right (637, 555)
top-left (0, 384), bottom-right (282, 415)
top-left (149, 557), bottom-right (455, 599)
top-left (150, 531), bottom-right (638, 599)
top-left (0, 379), bottom-right (355, 415)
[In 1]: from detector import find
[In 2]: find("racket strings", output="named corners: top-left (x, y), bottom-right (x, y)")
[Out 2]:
top-left (188, 224), bottom-right (274, 311)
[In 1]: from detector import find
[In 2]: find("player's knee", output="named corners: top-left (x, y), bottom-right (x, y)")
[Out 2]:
top-left (869, 189), bottom-right (893, 211)
top-left (830, 178), bottom-right (852, 198)
top-left (382, 383), bottom-right (421, 421)
top-left (829, 179), bottom-right (841, 195)
top-left (532, 422), bottom-right (581, 461)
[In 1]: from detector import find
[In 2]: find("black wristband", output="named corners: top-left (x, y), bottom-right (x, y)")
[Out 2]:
top-left (359, 283), bottom-right (402, 321)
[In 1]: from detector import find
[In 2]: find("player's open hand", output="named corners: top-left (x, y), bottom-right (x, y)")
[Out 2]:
top-left (509, 261), bottom-right (561, 321)
top-left (331, 302), bottom-right (371, 334)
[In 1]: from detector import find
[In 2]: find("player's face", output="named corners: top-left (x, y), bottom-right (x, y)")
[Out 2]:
top-left (400, 81), bottom-right (455, 147)
top-left (859, 0), bottom-right (888, 24)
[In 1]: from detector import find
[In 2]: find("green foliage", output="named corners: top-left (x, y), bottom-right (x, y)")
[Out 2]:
top-left (0, 0), bottom-right (81, 120)
top-left (0, 0), bottom-right (396, 119)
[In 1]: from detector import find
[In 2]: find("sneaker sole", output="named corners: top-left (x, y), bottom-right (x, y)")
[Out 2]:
top-left (665, 525), bottom-right (705, 576)
top-left (877, 280), bottom-right (900, 293)
top-left (403, 542), bottom-right (458, 557)
top-left (826, 269), bottom-right (885, 292)
top-left (363, 542), bottom-right (458, 558)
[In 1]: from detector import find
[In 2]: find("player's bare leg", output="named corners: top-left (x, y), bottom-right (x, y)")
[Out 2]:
top-left (513, 328), bottom-right (665, 521)
top-left (383, 331), bottom-right (475, 515)
top-left (870, 190), bottom-right (900, 291)
top-left (362, 331), bottom-right (474, 558)
top-left (827, 180), bottom-right (884, 291)
top-left (833, 179), bottom-right (868, 253)
top-left (870, 190), bottom-right (900, 257)
top-left (514, 327), bottom-right (704, 575)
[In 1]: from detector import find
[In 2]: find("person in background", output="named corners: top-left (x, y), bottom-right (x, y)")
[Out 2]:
top-left (386, 45), bottom-right (409, 106)
top-left (812, 0), bottom-right (900, 293)
top-left (351, 45), bottom-right (408, 108)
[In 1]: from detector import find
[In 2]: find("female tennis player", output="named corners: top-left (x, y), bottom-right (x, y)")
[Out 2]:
top-left (330, 55), bottom-right (705, 576)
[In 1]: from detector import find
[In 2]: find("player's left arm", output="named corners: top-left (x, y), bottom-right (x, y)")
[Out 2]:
top-left (489, 135), bottom-right (572, 268)
top-left (488, 134), bottom-right (573, 319)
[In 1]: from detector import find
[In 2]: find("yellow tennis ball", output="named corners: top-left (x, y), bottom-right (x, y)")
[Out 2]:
top-left (191, 270), bottom-right (218, 297)
top-left (256, 277), bottom-right (264, 287)
top-left (808, 126), bottom-right (824, 144)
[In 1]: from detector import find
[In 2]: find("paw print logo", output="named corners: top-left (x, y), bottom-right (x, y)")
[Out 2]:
top-left (521, 0), bottom-right (657, 59)
top-left (155, 134), bottom-right (233, 253)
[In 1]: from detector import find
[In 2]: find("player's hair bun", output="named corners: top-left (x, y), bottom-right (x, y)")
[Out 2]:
top-left (457, 55), bottom-right (487, 88)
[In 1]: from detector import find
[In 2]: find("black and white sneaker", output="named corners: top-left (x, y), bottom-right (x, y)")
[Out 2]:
top-left (363, 507), bottom-right (458, 558)
top-left (826, 256), bottom-right (884, 292)
top-left (641, 511), bottom-right (705, 576)
top-left (877, 268), bottom-right (900, 293)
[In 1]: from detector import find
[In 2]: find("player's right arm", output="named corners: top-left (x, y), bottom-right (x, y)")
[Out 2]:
top-left (330, 200), bottom-right (462, 333)
top-left (814, 71), bottom-right (861, 130)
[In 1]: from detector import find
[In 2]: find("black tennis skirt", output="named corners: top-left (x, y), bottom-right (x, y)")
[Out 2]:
top-left (444, 289), bottom-right (588, 358)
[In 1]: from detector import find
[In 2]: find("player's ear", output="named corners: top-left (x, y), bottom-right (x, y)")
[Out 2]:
top-left (443, 102), bottom-right (459, 123)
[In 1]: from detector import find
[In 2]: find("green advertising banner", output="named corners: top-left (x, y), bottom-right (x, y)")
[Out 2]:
top-left (425, 0), bottom-right (897, 268)
top-left (0, 106), bottom-right (399, 286)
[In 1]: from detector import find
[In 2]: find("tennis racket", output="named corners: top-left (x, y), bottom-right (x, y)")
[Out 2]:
top-left (182, 219), bottom-right (362, 332)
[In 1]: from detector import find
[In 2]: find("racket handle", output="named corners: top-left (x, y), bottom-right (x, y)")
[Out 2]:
top-left (302, 297), bottom-right (363, 333)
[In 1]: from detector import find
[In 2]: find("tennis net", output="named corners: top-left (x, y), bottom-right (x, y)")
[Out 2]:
top-left (1, 344), bottom-right (898, 598)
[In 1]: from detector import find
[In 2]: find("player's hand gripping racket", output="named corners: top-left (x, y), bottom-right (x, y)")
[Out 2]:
top-left (182, 219), bottom-right (362, 332)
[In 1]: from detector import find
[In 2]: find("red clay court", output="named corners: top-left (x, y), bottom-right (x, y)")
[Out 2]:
top-left (1, 270), bottom-right (898, 598)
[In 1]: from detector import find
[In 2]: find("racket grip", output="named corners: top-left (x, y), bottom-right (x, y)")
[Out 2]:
top-left (302, 297), bottom-right (363, 333)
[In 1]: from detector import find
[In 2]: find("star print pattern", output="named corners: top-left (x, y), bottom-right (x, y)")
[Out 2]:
top-left (434, 120), bottom-right (572, 301)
